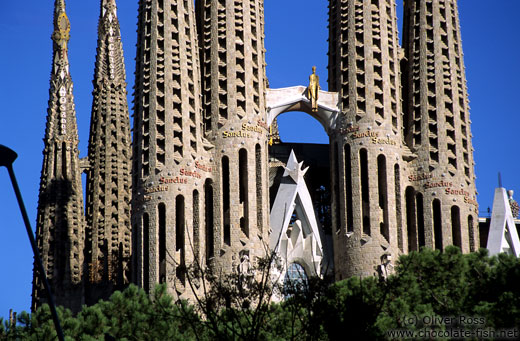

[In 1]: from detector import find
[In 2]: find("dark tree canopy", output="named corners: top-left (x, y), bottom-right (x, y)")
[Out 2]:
top-left (2, 248), bottom-right (519, 340)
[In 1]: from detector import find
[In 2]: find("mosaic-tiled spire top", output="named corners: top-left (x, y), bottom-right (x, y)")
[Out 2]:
top-left (33, 0), bottom-right (85, 313)
top-left (93, 0), bottom-right (127, 84)
top-left (85, 0), bottom-right (132, 304)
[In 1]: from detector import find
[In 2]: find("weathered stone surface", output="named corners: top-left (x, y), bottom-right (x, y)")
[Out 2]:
top-left (33, 0), bottom-right (85, 313)
top-left (131, 0), bottom-right (211, 301)
top-left (328, 0), bottom-right (403, 279)
top-left (195, 0), bottom-right (270, 276)
top-left (34, 0), bottom-right (480, 308)
top-left (84, 0), bottom-right (132, 305)
top-left (401, 0), bottom-right (478, 254)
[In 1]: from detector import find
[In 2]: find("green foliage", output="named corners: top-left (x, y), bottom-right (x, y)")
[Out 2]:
top-left (1, 248), bottom-right (519, 340)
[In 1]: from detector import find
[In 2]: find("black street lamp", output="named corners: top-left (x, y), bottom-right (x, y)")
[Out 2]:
top-left (0, 144), bottom-right (65, 341)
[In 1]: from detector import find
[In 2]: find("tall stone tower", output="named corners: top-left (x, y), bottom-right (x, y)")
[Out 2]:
top-left (32, 0), bottom-right (85, 313)
top-left (131, 0), bottom-right (211, 298)
top-left (30, 0), bottom-right (481, 308)
top-left (328, 0), bottom-right (404, 279)
top-left (84, 0), bottom-right (132, 304)
top-left (402, 0), bottom-right (478, 253)
top-left (196, 0), bottom-right (270, 272)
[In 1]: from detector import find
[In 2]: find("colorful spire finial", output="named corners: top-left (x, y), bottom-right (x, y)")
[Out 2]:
top-left (52, 0), bottom-right (70, 50)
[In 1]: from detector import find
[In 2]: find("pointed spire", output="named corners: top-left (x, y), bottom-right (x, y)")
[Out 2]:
top-left (93, 0), bottom-right (126, 83)
top-left (85, 0), bottom-right (132, 304)
top-left (47, 0), bottom-right (76, 139)
top-left (32, 0), bottom-right (85, 313)
top-left (52, 0), bottom-right (70, 68)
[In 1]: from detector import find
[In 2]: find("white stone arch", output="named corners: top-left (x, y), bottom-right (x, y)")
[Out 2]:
top-left (266, 86), bottom-right (340, 135)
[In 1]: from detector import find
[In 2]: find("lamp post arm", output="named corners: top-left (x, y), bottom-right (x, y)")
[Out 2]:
top-left (0, 145), bottom-right (65, 341)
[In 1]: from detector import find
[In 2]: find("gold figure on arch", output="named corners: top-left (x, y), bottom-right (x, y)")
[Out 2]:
top-left (308, 66), bottom-right (320, 112)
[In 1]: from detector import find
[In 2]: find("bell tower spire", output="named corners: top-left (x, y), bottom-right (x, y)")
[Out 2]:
top-left (32, 0), bottom-right (85, 313)
top-left (84, 0), bottom-right (132, 305)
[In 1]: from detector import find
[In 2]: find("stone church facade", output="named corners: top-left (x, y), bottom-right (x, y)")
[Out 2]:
top-left (33, 0), bottom-right (478, 312)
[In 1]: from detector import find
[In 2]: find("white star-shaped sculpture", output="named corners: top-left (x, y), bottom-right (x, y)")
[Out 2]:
top-left (283, 150), bottom-right (308, 183)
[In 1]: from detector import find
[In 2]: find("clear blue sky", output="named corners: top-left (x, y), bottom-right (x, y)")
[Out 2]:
top-left (0, 1), bottom-right (519, 317)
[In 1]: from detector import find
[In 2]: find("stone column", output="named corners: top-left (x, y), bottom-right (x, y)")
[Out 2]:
top-left (328, 0), bottom-right (403, 279)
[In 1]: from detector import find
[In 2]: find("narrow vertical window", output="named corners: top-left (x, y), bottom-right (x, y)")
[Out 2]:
top-left (61, 142), bottom-right (68, 177)
top-left (239, 149), bottom-right (249, 237)
top-left (256, 144), bottom-right (263, 233)
top-left (53, 144), bottom-right (58, 177)
top-left (176, 195), bottom-right (185, 284)
top-left (222, 156), bottom-right (231, 245)
top-left (205, 179), bottom-right (214, 263)
top-left (132, 223), bottom-right (137, 284)
top-left (158, 203), bottom-right (166, 284)
top-left (377, 155), bottom-right (389, 241)
top-left (451, 206), bottom-right (461, 248)
top-left (193, 190), bottom-right (200, 263)
top-left (433, 199), bottom-right (443, 250)
top-left (416, 193), bottom-right (425, 248)
top-left (360, 149), bottom-right (370, 235)
top-left (395, 164), bottom-right (403, 251)
top-left (345, 144), bottom-right (354, 232)
top-left (405, 187), bottom-right (417, 252)
top-left (468, 215), bottom-right (475, 252)
top-left (143, 213), bottom-right (150, 293)
top-left (334, 143), bottom-right (341, 232)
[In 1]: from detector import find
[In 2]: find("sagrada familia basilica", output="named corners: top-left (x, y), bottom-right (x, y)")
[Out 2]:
top-left (33, 0), bottom-right (484, 312)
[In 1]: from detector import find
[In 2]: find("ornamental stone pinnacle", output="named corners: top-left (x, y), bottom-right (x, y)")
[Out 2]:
top-left (32, 0), bottom-right (85, 313)
top-left (84, 0), bottom-right (132, 305)
top-left (283, 153), bottom-right (309, 184)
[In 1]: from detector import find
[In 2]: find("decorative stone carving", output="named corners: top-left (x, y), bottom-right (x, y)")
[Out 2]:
top-left (377, 253), bottom-right (395, 281)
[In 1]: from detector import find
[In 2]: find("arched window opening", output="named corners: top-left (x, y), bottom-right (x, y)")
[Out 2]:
top-left (416, 193), bottom-right (425, 248)
top-left (468, 215), bottom-right (475, 252)
top-left (360, 149), bottom-right (370, 235)
top-left (132, 223), bottom-right (137, 283)
top-left (378, 155), bottom-right (389, 241)
top-left (53, 143), bottom-right (58, 177)
top-left (345, 144), bottom-right (354, 232)
top-left (62, 142), bottom-right (68, 177)
top-left (158, 203), bottom-right (166, 284)
top-left (204, 179), bottom-right (214, 263)
top-left (255, 144), bottom-right (263, 233)
top-left (433, 199), bottom-right (443, 250)
top-left (283, 263), bottom-right (309, 298)
top-left (451, 206), bottom-right (461, 248)
top-left (334, 142), bottom-right (341, 232)
top-left (176, 195), bottom-right (185, 284)
top-left (222, 156), bottom-right (231, 246)
top-left (143, 213), bottom-right (150, 293)
top-left (239, 149), bottom-right (249, 237)
top-left (193, 190), bottom-right (200, 262)
top-left (405, 186), bottom-right (417, 252)
top-left (394, 164), bottom-right (403, 251)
